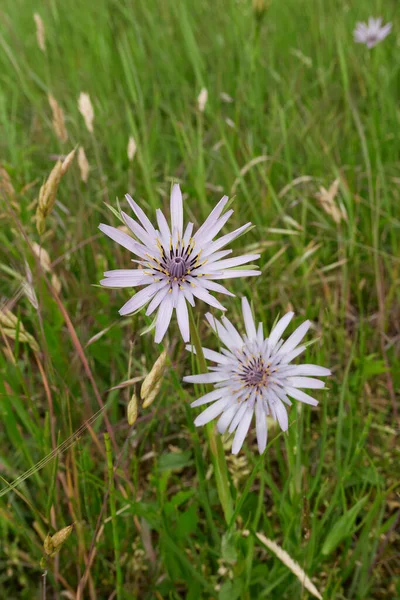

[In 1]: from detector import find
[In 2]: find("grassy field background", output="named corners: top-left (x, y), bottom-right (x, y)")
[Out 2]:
top-left (0, 0), bottom-right (399, 598)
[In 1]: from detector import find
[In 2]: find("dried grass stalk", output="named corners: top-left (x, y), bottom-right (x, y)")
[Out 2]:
top-left (141, 349), bottom-right (168, 404)
top-left (127, 394), bottom-right (138, 425)
top-left (0, 309), bottom-right (39, 353)
top-left (197, 88), bottom-right (208, 112)
top-left (127, 136), bottom-right (137, 161)
top-left (78, 147), bottom-right (89, 183)
top-left (33, 13), bottom-right (46, 52)
top-left (78, 92), bottom-right (94, 133)
top-left (48, 94), bottom-right (68, 142)
top-left (315, 178), bottom-right (347, 224)
top-left (256, 533), bottom-right (322, 600)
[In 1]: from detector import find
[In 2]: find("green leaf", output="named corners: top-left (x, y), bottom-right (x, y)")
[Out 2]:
top-left (218, 579), bottom-right (243, 600)
top-left (221, 529), bottom-right (239, 564)
top-left (158, 450), bottom-right (193, 472)
top-left (322, 495), bottom-right (369, 556)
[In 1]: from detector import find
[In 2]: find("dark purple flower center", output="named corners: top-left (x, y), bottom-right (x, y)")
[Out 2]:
top-left (169, 256), bottom-right (187, 278)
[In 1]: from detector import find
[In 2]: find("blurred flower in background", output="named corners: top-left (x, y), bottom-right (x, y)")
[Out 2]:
top-left (354, 17), bottom-right (392, 48)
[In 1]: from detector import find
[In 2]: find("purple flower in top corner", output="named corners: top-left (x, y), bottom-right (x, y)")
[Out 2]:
top-left (183, 298), bottom-right (331, 455)
top-left (99, 185), bottom-right (260, 343)
top-left (354, 17), bottom-right (392, 48)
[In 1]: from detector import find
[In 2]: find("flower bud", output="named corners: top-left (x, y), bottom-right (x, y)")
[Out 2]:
top-left (127, 393), bottom-right (138, 425)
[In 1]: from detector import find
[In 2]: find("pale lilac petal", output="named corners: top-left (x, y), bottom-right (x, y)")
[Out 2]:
top-left (194, 278), bottom-right (235, 297)
top-left (154, 292), bottom-right (174, 343)
top-left (232, 406), bottom-right (253, 454)
top-left (194, 397), bottom-right (231, 426)
top-left (99, 224), bottom-right (139, 255)
top-left (205, 313), bottom-right (234, 348)
top-left (125, 194), bottom-right (157, 237)
top-left (278, 345), bottom-right (306, 364)
top-left (170, 184), bottom-right (183, 237)
top-left (156, 209), bottom-right (171, 246)
top-left (182, 286), bottom-right (195, 307)
top-left (286, 376), bottom-right (325, 389)
top-left (242, 297), bottom-right (257, 341)
top-left (183, 372), bottom-right (228, 384)
top-left (228, 402), bottom-right (247, 434)
top-left (190, 388), bottom-right (226, 408)
top-left (220, 316), bottom-right (244, 349)
top-left (104, 269), bottom-right (146, 278)
top-left (176, 293), bottom-right (190, 342)
top-left (284, 364), bottom-right (331, 376)
top-left (190, 286), bottom-right (226, 311)
top-left (278, 320), bottom-right (311, 355)
top-left (208, 254), bottom-right (260, 271)
top-left (120, 211), bottom-right (156, 249)
top-left (119, 283), bottom-right (161, 316)
top-left (255, 397), bottom-right (267, 454)
top-left (217, 402), bottom-right (239, 434)
top-left (186, 345), bottom-right (230, 364)
top-left (274, 399), bottom-right (288, 431)
top-left (269, 312), bottom-right (294, 349)
top-left (202, 223), bottom-right (252, 257)
top-left (211, 269), bottom-right (260, 280)
top-left (285, 386), bottom-right (319, 406)
top-left (100, 275), bottom-right (149, 288)
top-left (193, 195), bottom-right (229, 242)
top-left (145, 286), bottom-right (169, 316)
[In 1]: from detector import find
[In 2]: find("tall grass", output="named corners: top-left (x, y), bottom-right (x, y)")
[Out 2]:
top-left (0, 0), bottom-right (399, 598)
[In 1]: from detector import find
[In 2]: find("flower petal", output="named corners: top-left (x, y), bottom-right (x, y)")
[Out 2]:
top-left (242, 297), bottom-right (257, 341)
top-left (183, 372), bottom-right (228, 384)
top-left (232, 406), bottom-right (253, 454)
top-left (269, 312), bottom-right (294, 349)
top-left (217, 402), bottom-right (239, 434)
top-left (286, 376), bottom-right (325, 389)
top-left (125, 194), bottom-right (157, 237)
top-left (154, 292), bottom-right (174, 343)
top-left (190, 388), bottom-right (226, 408)
top-left (119, 283), bottom-right (162, 315)
top-left (194, 397), bottom-right (231, 426)
top-left (99, 224), bottom-right (139, 255)
top-left (190, 286), bottom-right (226, 311)
top-left (176, 293), bottom-right (190, 342)
top-left (170, 184), bottom-right (183, 237)
top-left (255, 397), bottom-right (268, 454)
top-left (285, 386), bottom-right (319, 406)
top-left (278, 320), bottom-right (311, 355)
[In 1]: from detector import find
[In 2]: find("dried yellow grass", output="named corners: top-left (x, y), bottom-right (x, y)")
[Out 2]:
top-left (141, 349), bottom-right (168, 405)
top-left (48, 94), bottom-right (68, 142)
top-left (35, 149), bottom-right (75, 234)
top-left (127, 136), bottom-right (137, 161)
top-left (256, 532), bottom-right (322, 600)
top-left (0, 309), bottom-right (39, 353)
top-left (0, 166), bottom-right (16, 202)
top-left (36, 160), bottom-right (63, 234)
top-left (61, 147), bottom-right (77, 175)
top-left (44, 525), bottom-right (73, 557)
top-left (315, 178), bottom-right (348, 224)
top-left (78, 147), bottom-right (89, 183)
top-left (197, 88), bottom-right (208, 112)
top-left (33, 13), bottom-right (46, 52)
top-left (78, 92), bottom-right (94, 133)
top-left (31, 242), bottom-right (62, 293)
top-left (127, 393), bottom-right (138, 425)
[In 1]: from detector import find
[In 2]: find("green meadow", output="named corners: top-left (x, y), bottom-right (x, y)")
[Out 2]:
top-left (0, 0), bottom-right (399, 598)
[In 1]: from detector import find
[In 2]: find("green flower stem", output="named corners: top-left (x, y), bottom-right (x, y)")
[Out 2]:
top-left (104, 433), bottom-right (123, 600)
top-left (188, 309), bottom-right (234, 524)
